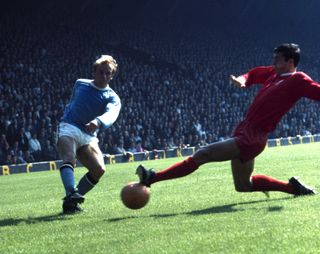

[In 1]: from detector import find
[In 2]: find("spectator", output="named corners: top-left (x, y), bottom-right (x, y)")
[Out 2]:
top-left (127, 141), bottom-right (138, 153)
top-left (16, 150), bottom-right (27, 164)
top-left (42, 139), bottom-right (58, 161)
top-left (17, 128), bottom-right (29, 151)
top-left (28, 132), bottom-right (42, 161)
top-left (110, 142), bottom-right (133, 161)
top-left (23, 150), bottom-right (35, 163)
top-left (136, 141), bottom-right (150, 160)
top-left (6, 119), bottom-right (19, 146)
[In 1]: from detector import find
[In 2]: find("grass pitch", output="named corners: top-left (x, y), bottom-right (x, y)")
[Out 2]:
top-left (1, 143), bottom-right (320, 254)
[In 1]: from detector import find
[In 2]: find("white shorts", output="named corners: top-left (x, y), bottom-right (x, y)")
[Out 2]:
top-left (58, 122), bottom-right (99, 149)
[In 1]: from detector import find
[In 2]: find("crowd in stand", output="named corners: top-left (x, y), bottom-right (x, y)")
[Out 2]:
top-left (1, 1), bottom-right (320, 165)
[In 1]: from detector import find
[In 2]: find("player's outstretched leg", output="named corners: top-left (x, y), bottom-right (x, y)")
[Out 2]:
top-left (136, 140), bottom-right (241, 187)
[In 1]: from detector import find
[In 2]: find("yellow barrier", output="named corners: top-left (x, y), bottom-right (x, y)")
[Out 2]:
top-left (106, 155), bottom-right (116, 164)
top-left (2, 165), bottom-right (10, 175)
top-left (176, 147), bottom-right (182, 157)
top-left (128, 154), bottom-right (134, 162)
top-left (26, 163), bottom-right (33, 173)
top-left (49, 161), bottom-right (57, 171)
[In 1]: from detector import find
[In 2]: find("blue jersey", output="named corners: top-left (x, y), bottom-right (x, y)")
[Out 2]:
top-left (61, 79), bottom-right (121, 136)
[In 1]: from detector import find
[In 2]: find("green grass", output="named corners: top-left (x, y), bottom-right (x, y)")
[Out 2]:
top-left (1, 143), bottom-right (320, 254)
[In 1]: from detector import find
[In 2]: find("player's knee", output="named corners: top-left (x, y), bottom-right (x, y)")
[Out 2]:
top-left (199, 147), bottom-right (210, 157)
top-left (234, 182), bottom-right (252, 192)
top-left (193, 147), bottom-right (211, 164)
top-left (93, 165), bottom-right (106, 179)
top-left (62, 152), bottom-right (76, 165)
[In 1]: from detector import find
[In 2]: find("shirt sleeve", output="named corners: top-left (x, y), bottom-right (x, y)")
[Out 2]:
top-left (96, 92), bottom-right (121, 129)
top-left (241, 66), bottom-right (276, 87)
top-left (299, 74), bottom-right (320, 101)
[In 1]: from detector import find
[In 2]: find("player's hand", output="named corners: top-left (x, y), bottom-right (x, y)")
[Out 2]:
top-left (85, 120), bottom-right (100, 133)
top-left (229, 75), bottom-right (246, 88)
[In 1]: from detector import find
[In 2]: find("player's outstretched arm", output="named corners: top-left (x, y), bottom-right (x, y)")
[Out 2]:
top-left (229, 75), bottom-right (246, 88)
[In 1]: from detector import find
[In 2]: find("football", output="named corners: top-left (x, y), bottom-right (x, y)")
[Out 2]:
top-left (120, 182), bottom-right (150, 209)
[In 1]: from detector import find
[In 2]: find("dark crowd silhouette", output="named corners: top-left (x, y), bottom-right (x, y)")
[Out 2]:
top-left (1, 0), bottom-right (320, 165)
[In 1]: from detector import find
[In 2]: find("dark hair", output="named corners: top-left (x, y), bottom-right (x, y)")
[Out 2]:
top-left (273, 43), bottom-right (300, 67)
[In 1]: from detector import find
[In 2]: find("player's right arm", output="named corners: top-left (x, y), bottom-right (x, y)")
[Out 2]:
top-left (95, 91), bottom-right (121, 130)
top-left (230, 66), bottom-right (275, 88)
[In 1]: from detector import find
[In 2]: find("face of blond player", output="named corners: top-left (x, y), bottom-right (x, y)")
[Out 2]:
top-left (272, 52), bottom-right (296, 75)
top-left (94, 63), bottom-right (115, 88)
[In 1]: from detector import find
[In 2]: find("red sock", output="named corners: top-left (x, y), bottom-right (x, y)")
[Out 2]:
top-left (152, 157), bottom-right (199, 184)
top-left (251, 174), bottom-right (294, 194)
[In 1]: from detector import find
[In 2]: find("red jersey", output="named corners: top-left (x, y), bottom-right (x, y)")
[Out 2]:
top-left (241, 66), bottom-right (320, 133)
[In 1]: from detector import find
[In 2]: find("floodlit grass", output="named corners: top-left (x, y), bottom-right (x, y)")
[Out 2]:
top-left (1, 143), bottom-right (320, 254)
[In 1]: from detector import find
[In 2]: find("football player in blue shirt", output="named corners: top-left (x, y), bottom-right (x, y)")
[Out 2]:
top-left (57, 55), bottom-right (121, 214)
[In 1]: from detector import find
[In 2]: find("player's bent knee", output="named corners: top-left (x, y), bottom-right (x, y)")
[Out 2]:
top-left (193, 147), bottom-right (211, 164)
top-left (92, 165), bottom-right (106, 179)
top-left (99, 166), bottom-right (106, 176)
top-left (234, 183), bottom-right (252, 192)
top-left (62, 152), bottom-right (76, 164)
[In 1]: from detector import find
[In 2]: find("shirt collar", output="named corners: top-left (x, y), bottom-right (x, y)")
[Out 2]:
top-left (90, 81), bottom-right (109, 91)
top-left (280, 71), bottom-right (296, 77)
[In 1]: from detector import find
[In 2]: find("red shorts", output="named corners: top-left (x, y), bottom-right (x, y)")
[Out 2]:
top-left (232, 121), bottom-right (268, 162)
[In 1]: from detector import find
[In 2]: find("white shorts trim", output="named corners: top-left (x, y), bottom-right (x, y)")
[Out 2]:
top-left (58, 122), bottom-right (99, 149)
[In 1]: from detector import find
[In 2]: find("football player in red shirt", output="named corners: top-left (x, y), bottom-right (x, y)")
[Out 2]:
top-left (136, 43), bottom-right (319, 196)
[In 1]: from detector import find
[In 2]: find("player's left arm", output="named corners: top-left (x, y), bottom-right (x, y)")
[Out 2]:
top-left (85, 92), bottom-right (121, 133)
top-left (229, 75), bottom-right (246, 88)
top-left (230, 66), bottom-right (275, 88)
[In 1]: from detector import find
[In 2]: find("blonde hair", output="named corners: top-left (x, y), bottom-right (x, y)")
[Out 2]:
top-left (93, 55), bottom-right (118, 74)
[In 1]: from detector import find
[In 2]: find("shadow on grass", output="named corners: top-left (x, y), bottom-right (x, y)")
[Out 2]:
top-left (188, 196), bottom-right (292, 216)
top-left (108, 215), bottom-right (138, 222)
top-left (0, 213), bottom-right (70, 227)
top-left (106, 196), bottom-right (293, 222)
